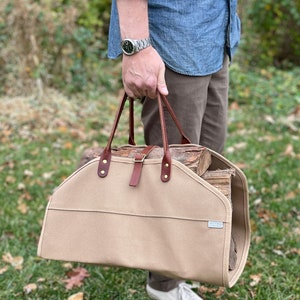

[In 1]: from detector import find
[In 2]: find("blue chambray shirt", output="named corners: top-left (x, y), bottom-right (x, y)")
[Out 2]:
top-left (108, 0), bottom-right (240, 76)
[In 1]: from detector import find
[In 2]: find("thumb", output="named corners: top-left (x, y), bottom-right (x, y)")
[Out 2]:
top-left (157, 66), bottom-right (168, 96)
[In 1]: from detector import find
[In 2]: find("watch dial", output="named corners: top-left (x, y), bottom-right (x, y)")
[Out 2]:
top-left (123, 40), bottom-right (134, 53)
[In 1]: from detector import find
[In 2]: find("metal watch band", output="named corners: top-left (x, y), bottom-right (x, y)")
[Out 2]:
top-left (135, 37), bottom-right (151, 52)
top-left (121, 37), bottom-right (151, 55)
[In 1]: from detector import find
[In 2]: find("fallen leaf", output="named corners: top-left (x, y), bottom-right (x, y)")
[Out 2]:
top-left (68, 292), bottom-right (84, 300)
top-left (63, 262), bottom-right (73, 269)
top-left (128, 289), bottom-right (137, 295)
top-left (23, 283), bottom-right (37, 294)
top-left (257, 208), bottom-right (277, 222)
top-left (0, 266), bottom-right (8, 275)
top-left (17, 200), bottom-right (28, 214)
top-left (285, 191), bottom-right (296, 200)
top-left (234, 142), bottom-right (247, 150)
top-left (64, 141), bottom-right (73, 149)
top-left (253, 198), bottom-right (262, 206)
top-left (17, 183), bottom-right (26, 190)
top-left (43, 172), bottom-right (54, 179)
top-left (21, 190), bottom-right (32, 201)
top-left (2, 253), bottom-right (14, 263)
top-left (283, 144), bottom-right (295, 157)
top-left (286, 248), bottom-right (300, 255)
top-left (265, 115), bottom-right (275, 124)
top-left (272, 249), bottom-right (285, 256)
top-left (2, 253), bottom-right (24, 270)
top-left (214, 287), bottom-right (225, 297)
top-left (250, 274), bottom-right (262, 286)
top-left (24, 169), bottom-right (34, 177)
top-left (199, 285), bottom-right (217, 294)
top-left (5, 175), bottom-right (16, 184)
top-left (63, 267), bottom-right (90, 290)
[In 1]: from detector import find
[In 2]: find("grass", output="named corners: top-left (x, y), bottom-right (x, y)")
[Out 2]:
top-left (0, 61), bottom-right (299, 299)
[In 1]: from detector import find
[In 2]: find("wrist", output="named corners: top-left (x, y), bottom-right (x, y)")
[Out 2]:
top-left (121, 37), bottom-right (151, 56)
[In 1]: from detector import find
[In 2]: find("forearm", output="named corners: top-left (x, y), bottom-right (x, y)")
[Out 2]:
top-left (116, 0), bottom-right (149, 39)
top-left (116, 0), bottom-right (168, 98)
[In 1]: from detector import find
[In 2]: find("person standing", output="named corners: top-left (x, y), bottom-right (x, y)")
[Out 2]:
top-left (108, 1), bottom-right (241, 299)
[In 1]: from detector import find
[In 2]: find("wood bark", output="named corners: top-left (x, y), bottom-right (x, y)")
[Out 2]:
top-left (78, 146), bottom-right (233, 200)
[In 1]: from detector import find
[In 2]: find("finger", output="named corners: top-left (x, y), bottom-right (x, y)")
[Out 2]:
top-left (123, 81), bottom-right (142, 98)
top-left (157, 66), bottom-right (168, 96)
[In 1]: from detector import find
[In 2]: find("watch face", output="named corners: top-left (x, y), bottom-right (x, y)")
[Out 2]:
top-left (122, 40), bottom-right (134, 54)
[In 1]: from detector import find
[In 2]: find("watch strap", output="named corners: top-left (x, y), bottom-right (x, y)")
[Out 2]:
top-left (135, 37), bottom-right (151, 52)
top-left (121, 37), bottom-right (151, 55)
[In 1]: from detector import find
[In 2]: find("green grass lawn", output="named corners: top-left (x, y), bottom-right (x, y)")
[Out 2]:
top-left (0, 64), bottom-right (299, 299)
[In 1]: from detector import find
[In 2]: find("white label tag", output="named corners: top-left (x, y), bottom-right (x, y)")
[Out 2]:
top-left (208, 221), bottom-right (224, 229)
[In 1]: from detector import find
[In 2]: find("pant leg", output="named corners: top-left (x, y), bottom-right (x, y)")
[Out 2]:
top-left (142, 57), bottom-right (229, 150)
top-left (142, 68), bottom-right (211, 146)
top-left (199, 56), bottom-right (229, 153)
top-left (143, 57), bottom-right (229, 292)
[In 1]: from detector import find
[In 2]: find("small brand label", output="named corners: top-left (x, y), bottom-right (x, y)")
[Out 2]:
top-left (208, 221), bottom-right (224, 229)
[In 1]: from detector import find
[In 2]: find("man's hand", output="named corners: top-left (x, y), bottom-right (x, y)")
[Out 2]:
top-left (122, 46), bottom-right (168, 99)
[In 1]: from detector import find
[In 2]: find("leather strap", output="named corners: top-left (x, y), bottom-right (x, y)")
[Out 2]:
top-left (129, 145), bottom-right (156, 187)
top-left (159, 93), bottom-right (190, 144)
top-left (98, 92), bottom-right (191, 183)
top-left (128, 97), bottom-right (135, 145)
top-left (98, 93), bottom-right (128, 178)
top-left (128, 94), bottom-right (190, 146)
top-left (157, 93), bottom-right (172, 182)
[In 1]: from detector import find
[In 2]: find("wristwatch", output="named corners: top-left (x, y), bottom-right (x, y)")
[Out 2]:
top-left (121, 37), bottom-right (151, 56)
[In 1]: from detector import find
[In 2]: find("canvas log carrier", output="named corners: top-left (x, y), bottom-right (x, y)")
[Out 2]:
top-left (38, 92), bottom-right (251, 287)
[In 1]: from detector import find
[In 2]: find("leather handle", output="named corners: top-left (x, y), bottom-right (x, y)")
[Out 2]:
top-left (128, 94), bottom-right (190, 146)
top-left (98, 92), bottom-right (190, 182)
top-left (159, 93), bottom-right (190, 144)
top-left (157, 93), bottom-right (171, 182)
top-left (98, 93), bottom-right (128, 178)
top-left (128, 97), bottom-right (135, 145)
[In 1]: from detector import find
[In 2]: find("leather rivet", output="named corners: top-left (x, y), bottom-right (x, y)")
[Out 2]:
top-left (103, 159), bottom-right (107, 164)
top-left (164, 175), bottom-right (168, 179)
top-left (100, 170), bottom-right (105, 175)
top-left (165, 163), bottom-right (169, 168)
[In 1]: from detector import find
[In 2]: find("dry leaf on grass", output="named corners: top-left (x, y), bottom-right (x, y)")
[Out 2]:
top-left (2, 253), bottom-right (24, 270)
top-left (214, 287), bottom-right (225, 297)
top-left (5, 175), bottom-right (16, 184)
top-left (63, 262), bottom-right (73, 269)
top-left (283, 144), bottom-right (295, 157)
top-left (0, 266), bottom-right (8, 275)
top-left (23, 283), bottom-right (37, 294)
top-left (63, 267), bottom-right (90, 290)
top-left (17, 200), bottom-right (28, 214)
top-left (250, 274), bottom-right (262, 287)
top-left (68, 292), bottom-right (84, 300)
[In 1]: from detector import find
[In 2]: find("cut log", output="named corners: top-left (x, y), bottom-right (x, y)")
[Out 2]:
top-left (78, 145), bottom-right (212, 176)
top-left (78, 146), bottom-right (234, 200)
top-left (201, 169), bottom-right (235, 201)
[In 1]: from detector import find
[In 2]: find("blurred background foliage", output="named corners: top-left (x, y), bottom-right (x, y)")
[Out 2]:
top-left (0, 0), bottom-right (299, 95)
top-left (0, 0), bottom-right (112, 95)
top-left (240, 0), bottom-right (300, 68)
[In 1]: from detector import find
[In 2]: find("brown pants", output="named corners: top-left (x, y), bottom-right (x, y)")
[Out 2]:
top-left (142, 57), bottom-right (229, 291)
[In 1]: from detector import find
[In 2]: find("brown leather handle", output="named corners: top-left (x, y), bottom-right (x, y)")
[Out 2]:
top-left (157, 93), bottom-right (172, 182)
top-left (128, 94), bottom-right (190, 145)
top-left (97, 92), bottom-right (191, 182)
top-left (128, 97), bottom-right (135, 145)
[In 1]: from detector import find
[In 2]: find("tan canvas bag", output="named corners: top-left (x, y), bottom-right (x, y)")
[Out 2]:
top-left (38, 93), bottom-right (250, 287)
